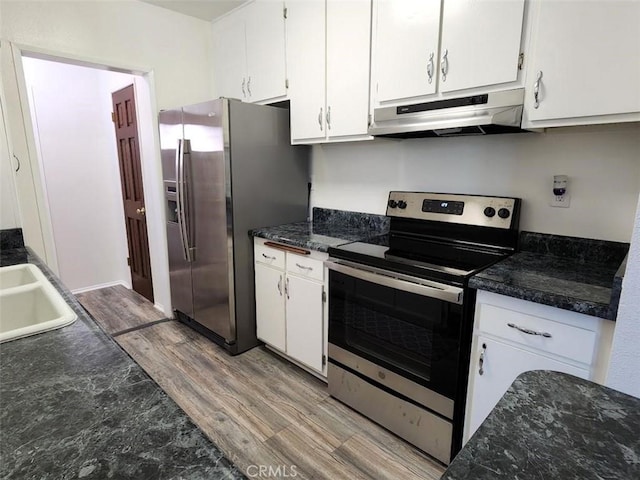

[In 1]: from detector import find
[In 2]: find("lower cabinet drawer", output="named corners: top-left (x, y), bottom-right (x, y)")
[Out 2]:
top-left (286, 252), bottom-right (324, 281)
top-left (254, 244), bottom-right (285, 269)
top-left (477, 303), bottom-right (597, 365)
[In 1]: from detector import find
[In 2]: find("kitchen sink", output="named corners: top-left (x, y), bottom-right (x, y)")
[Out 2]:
top-left (0, 264), bottom-right (77, 343)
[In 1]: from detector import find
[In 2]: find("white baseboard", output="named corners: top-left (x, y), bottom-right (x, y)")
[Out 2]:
top-left (71, 280), bottom-right (130, 295)
top-left (154, 302), bottom-right (171, 317)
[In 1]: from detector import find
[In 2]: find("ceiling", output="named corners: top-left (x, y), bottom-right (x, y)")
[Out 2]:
top-left (139, 0), bottom-right (248, 21)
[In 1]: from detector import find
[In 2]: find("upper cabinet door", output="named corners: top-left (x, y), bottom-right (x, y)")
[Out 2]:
top-left (374, 0), bottom-right (441, 104)
top-left (525, 0), bottom-right (640, 124)
top-left (326, 0), bottom-right (372, 138)
top-left (439, 0), bottom-right (525, 94)
top-left (286, 0), bottom-right (327, 143)
top-left (212, 13), bottom-right (248, 101)
top-left (245, 0), bottom-right (287, 103)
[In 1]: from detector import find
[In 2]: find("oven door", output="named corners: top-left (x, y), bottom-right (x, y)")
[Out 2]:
top-left (326, 260), bottom-right (465, 402)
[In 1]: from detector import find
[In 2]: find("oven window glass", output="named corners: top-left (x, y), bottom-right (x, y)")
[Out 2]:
top-left (329, 270), bottom-right (463, 399)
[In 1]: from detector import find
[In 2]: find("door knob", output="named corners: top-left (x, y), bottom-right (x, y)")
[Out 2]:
top-left (136, 207), bottom-right (146, 215)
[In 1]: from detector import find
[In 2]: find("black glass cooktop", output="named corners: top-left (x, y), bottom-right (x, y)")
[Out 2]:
top-left (329, 239), bottom-right (509, 285)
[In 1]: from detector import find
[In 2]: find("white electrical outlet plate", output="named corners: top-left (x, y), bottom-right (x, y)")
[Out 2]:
top-left (550, 193), bottom-right (571, 208)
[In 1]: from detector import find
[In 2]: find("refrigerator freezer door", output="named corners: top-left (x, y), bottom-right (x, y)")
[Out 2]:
top-left (159, 108), bottom-right (194, 318)
top-left (183, 100), bottom-right (233, 341)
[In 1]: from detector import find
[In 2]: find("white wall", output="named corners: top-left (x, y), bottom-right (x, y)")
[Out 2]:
top-left (1, 0), bottom-right (214, 313)
top-left (607, 195), bottom-right (640, 398)
top-left (0, 91), bottom-right (21, 229)
top-left (22, 57), bottom-right (133, 292)
top-left (0, 0), bottom-right (213, 110)
top-left (312, 124), bottom-right (640, 242)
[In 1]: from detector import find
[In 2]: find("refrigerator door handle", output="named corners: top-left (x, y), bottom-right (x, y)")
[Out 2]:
top-left (175, 139), bottom-right (192, 262)
top-left (183, 139), bottom-right (195, 262)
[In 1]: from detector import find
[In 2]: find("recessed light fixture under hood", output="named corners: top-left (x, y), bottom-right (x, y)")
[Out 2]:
top-left (368, 88), bottom-right (528, 138)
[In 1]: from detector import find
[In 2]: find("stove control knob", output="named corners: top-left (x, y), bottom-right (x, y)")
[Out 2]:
top-left (498, 208), bottom-right (511, 219)
top-left (397, 200), bottom-right (408, 209)
top-left (388, 199), bottom-right (398, 208)
top-left (483, 207), bottom-right (496, 218)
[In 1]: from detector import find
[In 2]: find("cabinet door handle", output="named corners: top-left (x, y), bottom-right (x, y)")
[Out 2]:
top-left (507, 322), bottom-right (552, 338)
top-left (285, 277), bottom-right (290, 299)
top-left (326, 106), bottom-right (331, 130)
top-left (427, 52), bottom-right (434, 84)
top-left (262, 253), bottom-right (276, 260)
top-left (242, 78), bottom-right (246, 98)
top-left (295, 263), bottom-right (313, 271)
top-left (479, 343), bottom-right (486, 376)
top-left (277, 275), bottom-right (283, 296)
top-left (533, 71), bottom-right (543, 109)
top-left (318, 107), bottom-right (323, 131)
top-left (441, 49), bottom-right (449, 82)
top-left (247, 76), bottom-right (252, 96)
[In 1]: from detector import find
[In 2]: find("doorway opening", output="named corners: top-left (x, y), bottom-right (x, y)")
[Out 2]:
top-left (19, 54), bottom-right (166, 312)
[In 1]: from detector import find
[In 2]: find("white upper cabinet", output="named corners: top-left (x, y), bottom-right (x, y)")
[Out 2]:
top-left (439, 0), bottom-right (525, 93)
top-left (326, 0), bottom-right (373, 139)
top-left (212, 12), bottom-right (247, 101)
top-left (287, 0), bottom-right (373, 144)
top-left (374, 0), bottom-right (441, 103)
top-left (522, 0), bottom-right (640, 127)
top-left (371, 0), bottom-right (526, 107)
top-left (212, 1), bottom-right (287, 104)
top-left (245, 1), bottom-right (287, 102)
top-left (287, 0), bottom-right (327, 143)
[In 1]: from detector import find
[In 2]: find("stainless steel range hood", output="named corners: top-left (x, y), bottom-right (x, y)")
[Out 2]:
top-left (368, 88), bottom-right (527, 138)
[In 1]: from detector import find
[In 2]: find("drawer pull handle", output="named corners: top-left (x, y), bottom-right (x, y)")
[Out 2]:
top-left (262, 253), bottom-right (276, 260)
top-left (507, 322), bottom-right (552, 338)
top-left (277, 275), bottom-right (283, 296)
top-left (295, 263), bottom-right (313, 271)
top-left (479, 343), bottom-right (486, 376)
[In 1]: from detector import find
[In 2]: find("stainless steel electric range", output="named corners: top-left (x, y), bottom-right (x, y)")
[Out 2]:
top-left (326, 192), bottom-right (521, 465)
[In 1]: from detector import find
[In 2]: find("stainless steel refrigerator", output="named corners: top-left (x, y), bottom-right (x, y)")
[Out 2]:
top-left (159, 99), bottom-right (309, 354)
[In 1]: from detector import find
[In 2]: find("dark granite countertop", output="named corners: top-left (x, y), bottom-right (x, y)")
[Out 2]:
top-left (0, 247), bottom-right (245, 480)
top-left (442, 370), bottom-right (640, 479)
top-left (249, 207), bottom-right (389, 252)
top-left (470, 232), bottom-right (629, 320)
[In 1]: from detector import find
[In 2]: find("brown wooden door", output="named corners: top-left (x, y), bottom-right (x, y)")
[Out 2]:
top-left (111, 84), bottom-right (154, 303)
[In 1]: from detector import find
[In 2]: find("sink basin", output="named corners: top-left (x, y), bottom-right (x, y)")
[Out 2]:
top-left (0, 264), bottom-right (77, 343)
top-left (0, 264), bottom-right (39, 289)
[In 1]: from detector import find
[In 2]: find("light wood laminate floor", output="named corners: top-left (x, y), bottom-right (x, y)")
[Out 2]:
top-left (77, 286), bottom-right (445, 480)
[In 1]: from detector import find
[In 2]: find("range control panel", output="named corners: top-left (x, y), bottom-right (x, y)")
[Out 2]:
top-left (386, 192), bottom-right (519, 229)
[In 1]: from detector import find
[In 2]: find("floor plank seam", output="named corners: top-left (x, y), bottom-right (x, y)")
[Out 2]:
top-left (111, 318), bottom-right (174, 337)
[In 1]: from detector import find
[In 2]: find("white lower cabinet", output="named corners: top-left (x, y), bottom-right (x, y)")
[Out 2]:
top-left (254, 238), bottom-right (327, 376)
top-left (464, 290), bottom-right (614, 442)
top-left (468, 336), bottom-right (588, 437)
top-left (285, 275), bottom-right (324, 372)
top-left (254, 263), bottom-right (286, 352)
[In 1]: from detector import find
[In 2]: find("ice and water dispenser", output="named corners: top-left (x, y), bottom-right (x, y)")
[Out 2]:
top-left (165, 181), bottom-right (178, 224)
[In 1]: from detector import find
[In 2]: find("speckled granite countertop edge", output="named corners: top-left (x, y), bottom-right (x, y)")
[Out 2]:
top-left (468, 275), bottom-right (613, 320)
top-left (0, 247), bottom-right (245, 480)
top-left (249, 208), bottom-right (391, 253)
top-left (249, 222), bottom-right (385, 252)
top-left (441, 370), bottom-right (640, 480)
top-left (469, 232), bottom-right (629, 321)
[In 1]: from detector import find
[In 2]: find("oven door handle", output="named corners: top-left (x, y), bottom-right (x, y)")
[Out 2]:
top-left (325, 260), bottom-right (464, 305)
